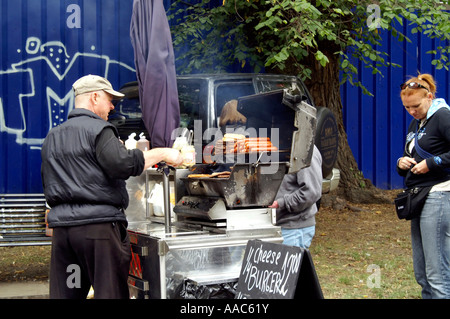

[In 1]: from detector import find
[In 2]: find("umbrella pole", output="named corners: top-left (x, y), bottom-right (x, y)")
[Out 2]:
top-left (162, 171), bottom-right (171, 233)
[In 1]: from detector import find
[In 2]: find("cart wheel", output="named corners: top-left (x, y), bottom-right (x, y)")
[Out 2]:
top-left (315, 107), bottom-right (338, 178)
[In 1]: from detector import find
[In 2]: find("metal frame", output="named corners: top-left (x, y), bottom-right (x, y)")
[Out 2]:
top-left (0, 194), bottom-right (51, 247)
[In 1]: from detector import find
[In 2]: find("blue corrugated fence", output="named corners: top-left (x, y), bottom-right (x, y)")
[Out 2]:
top-left (341, 21), bottom-right (450, 190)
top-left (0, 0), bottom-right (137, 193)
top-left (1, 1), bottom-right (448, 193)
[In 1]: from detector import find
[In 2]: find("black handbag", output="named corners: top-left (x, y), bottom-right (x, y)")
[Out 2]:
top-left (395, 123), bottom-right (440, 220)
top-left (394, 186), bottom-right (432, 220)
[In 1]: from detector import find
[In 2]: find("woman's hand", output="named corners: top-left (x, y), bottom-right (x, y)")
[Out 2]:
top-left (398, 156), bottom-right (417, 171)
top-left (398, 156), bottom-right (429, 174)
top-left (410, 160), bottom-right (429, 175)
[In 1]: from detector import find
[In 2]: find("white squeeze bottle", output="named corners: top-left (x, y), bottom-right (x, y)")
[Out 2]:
top-left (137, 132), bottom-right (150, 151)
top-left (125, 133), bottom-right (137, 150)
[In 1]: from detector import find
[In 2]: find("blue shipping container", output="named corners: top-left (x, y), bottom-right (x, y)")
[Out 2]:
top-left (1, 1), bottom-right (448, 194)
top-left (0, 0), bottom-right (138, 193)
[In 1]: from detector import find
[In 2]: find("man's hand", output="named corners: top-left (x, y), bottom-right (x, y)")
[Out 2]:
top-left (269, 200), bottom-right (279, 209)
top-left (143, 148), bottom-right (183, 170)
top-left (164, 148), bottom-right (183, 167)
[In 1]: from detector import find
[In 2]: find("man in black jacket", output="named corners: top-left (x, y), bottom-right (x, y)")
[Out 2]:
top-left (41, 74), bottom-right (182, 299)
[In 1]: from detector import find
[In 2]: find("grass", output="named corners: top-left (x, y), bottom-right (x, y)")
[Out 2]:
top-left (310, 203), bottom-right (421, 299)
top-left (0, 246), bottom-right (51, 281)
top-left (0, 199), bottom-right (422, 299)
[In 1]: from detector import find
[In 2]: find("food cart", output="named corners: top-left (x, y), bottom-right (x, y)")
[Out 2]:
top-left (125, 90), bottom-right (317, 299)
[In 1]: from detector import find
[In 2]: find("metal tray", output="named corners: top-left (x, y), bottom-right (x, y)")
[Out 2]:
top-left (181, 163), bottom-right (288, 208)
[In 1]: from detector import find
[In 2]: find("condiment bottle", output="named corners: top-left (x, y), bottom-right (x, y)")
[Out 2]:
top-left (125, 133), bottom-right (137, 150)
top-left (181, 145), bottom-right (196, 166)
top-left (137, 132), bottom-right (150, 151)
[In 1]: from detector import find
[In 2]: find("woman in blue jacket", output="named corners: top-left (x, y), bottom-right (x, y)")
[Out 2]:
top-left (397, 73), bottom-right (450, 299)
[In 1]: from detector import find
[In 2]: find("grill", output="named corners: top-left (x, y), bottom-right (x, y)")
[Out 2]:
top-left (125, 89), bottom-right (317, 299)
top-left (181, 163), bottom-right (287, 208)
top-left (171, 90), bottom-right (316, 230)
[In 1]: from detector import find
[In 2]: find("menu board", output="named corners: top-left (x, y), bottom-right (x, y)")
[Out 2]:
top-left (235, 240), bottom-right (323, 299)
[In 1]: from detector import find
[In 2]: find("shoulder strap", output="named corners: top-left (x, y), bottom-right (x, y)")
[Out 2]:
top-left (414, 120), bottom-right (450, 175)
top-left (415, 122), bottom-right (434, 159)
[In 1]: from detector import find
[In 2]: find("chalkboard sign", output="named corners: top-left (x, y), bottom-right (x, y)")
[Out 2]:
top-left (235, 240), bottom-right (323, 299)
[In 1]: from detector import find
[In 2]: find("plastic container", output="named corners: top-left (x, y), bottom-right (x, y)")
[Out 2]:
top-left (173, 136), bottom-right (195, 166)
top-left (137, 133), bottom-right (150, 151)
top-left (125, 133), bottom-right (137, 150)
top-left (172, 136), bottom-right (187, 151)
top-left (148, 183), bottom-right (164, 216)
top-left (181, 145), bottom-right (196, 166)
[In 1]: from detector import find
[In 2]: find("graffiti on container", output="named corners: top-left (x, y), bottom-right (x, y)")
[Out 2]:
top-left (0, 36), bottom-right (135, 148)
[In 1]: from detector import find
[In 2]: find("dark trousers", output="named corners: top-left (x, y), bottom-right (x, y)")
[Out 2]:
top-left (50, 222), bottom-right (131, 299)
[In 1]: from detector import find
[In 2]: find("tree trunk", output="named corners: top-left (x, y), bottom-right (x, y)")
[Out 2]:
top-left (300, 51), bottom-right (390, 204)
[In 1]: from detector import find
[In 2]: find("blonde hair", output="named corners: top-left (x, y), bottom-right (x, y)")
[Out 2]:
top-left (400, 73), bottom-right (437, 98)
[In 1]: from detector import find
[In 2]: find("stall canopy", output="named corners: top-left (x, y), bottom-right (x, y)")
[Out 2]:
top-left (130, 0), bottom-right (180, 148)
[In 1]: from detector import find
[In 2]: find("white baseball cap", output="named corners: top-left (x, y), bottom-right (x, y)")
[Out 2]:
top-left (72, 74), bottom-right (125, 99)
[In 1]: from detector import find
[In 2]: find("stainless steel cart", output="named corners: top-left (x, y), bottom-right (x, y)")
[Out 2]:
top-left (125, 91), bottom-right (317, 299)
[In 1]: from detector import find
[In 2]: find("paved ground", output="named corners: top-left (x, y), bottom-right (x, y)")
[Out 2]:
top-left (0, 281), bottom-right (49, 299)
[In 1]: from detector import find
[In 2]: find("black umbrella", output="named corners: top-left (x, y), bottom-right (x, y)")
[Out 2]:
top-left (130, 0), bottom-right (180, 148)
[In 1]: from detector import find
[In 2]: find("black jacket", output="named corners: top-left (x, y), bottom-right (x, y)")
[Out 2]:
top-left (397, 100), bottom-right (450, 188)
top-left (41, 108), bottom-right (144, 227)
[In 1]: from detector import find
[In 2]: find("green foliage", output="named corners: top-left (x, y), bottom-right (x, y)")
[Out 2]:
top-left (168, 0), bottom-right (450, 94)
